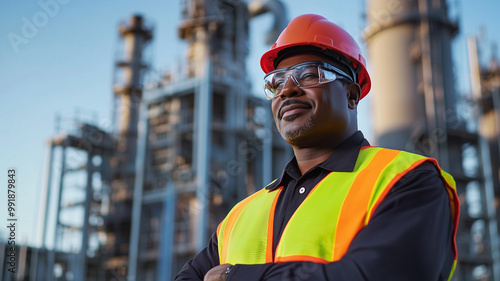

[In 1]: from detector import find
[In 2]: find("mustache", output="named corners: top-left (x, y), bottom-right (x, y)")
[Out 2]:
top-left (278, 99), bottom-right (311, 119)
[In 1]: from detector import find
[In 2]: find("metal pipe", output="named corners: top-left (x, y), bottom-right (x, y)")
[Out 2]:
top-left (479, 127), bottom-right (500, 281)
top-left (468, 37), bottom-right (483, 99)
top-left (29, 248), bottom-right (39, 281)
top-left (262, 107), bottom-right (273, 186)
top-left (39, 141), bottom-right (54, 248)
top-left (492, 86), bottom-right (500, 162)
top-left (157, 180), bottom-right (175, 281)
top-left (77, 153), bottom-right (94, 281)
top-left (194, 54), bottom-right (213, 252)
top-left (47, 144), bottom-right (67, 280)
top-left (248, 0), bottom-right (288, 44)
top-left (127, 101), bottom-right (149, 281)
top-left (418, 0), bottom-right (442, 161)
top-left (17, 245), bottom-right (27, 280)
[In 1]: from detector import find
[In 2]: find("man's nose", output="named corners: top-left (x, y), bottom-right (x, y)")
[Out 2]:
top-left (279, 76), bottom-right (303, 99)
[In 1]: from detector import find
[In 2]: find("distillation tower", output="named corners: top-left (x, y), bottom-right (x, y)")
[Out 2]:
top-left (365, 0), bottom-right (500, 280)
top-left (100, 14), bottom-right (153, 277)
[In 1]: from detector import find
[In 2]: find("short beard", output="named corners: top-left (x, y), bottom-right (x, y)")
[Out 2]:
top-left (280, 116), bottom-right (314, 141)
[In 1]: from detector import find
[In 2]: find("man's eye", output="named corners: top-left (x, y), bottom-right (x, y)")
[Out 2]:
top-left (301, 73), bottom-right (317, 78)
top-left (296, 66), bottom-right (318, 78)
top-left (273, 79), bottom-right (285, 88)
top-left (299, 73), bottom-right (319, 81)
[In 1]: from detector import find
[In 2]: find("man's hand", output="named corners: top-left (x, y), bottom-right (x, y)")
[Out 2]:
top-left (203, 264), bottom-right (232, 281)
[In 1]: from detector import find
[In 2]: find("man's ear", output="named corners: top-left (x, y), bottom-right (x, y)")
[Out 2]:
top-left (346, 83), bottom-right (361, 109)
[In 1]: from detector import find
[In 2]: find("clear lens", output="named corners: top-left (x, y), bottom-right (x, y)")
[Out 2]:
top-left (263, 61), bottom-right (350, 100)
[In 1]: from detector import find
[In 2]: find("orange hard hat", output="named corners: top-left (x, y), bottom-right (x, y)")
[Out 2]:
top-left (260, 14), bottom-right (371, 99)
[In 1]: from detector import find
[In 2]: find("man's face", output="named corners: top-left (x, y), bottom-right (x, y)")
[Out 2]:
top-left (270, 53), bottom-right (359, 147)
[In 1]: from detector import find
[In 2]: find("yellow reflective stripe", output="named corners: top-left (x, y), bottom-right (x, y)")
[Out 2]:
top-left (440, 170), bottom-right (459, 220)
top-left (433, 164), bottom-right (459, 279)
top-left (266, 187), bottom-right (283, 263)
top-left (223, 188), bottom-right (281, 264)
top-left (217, 219), bottom-right (227, 262)
top-left (435, 164), bottom-right (459, 260)
top-left (218, 188), bottom-right (267, 264)
top-left (275, 147), bottom-right (380, 262)
top-left (447, 260), bottom-right (457, 281)
top-left (365, 151), bottom-right (427, 224)
top-left (362, 153), bottom-right (459, 279)
top-left (333, 148), bottom-right (400, 260)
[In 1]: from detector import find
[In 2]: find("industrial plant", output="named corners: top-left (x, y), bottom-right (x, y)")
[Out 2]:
top-left (1, 0), bottom-right (499, 280)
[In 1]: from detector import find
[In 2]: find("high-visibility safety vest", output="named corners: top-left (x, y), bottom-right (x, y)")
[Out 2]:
top-left (217, 147), bottom-right (460, 280)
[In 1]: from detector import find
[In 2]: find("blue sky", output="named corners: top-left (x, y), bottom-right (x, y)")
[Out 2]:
top-left (0, 0), bottom-right (499, 247)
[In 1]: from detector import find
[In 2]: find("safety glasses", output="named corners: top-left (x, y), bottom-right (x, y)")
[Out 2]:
top-left (263, 61), bottom-right (353, 100)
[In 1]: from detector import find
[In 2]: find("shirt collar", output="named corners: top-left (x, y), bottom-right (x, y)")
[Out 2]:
top-left (266, 131), bottom-right (370, 190)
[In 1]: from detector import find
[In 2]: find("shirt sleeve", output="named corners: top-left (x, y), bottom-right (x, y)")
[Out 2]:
top-left (227, 161), bottom-right (456, 281)
top-left (174, 232), bottom-right (220, 280)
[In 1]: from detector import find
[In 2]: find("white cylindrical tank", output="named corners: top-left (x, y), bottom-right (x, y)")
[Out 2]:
top-left (365, 0), bottom-right (458, 154)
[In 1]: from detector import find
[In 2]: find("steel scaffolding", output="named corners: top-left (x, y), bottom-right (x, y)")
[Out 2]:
top-left (127, 1), bottom-right (289, 280)
top-left (42, 117), bottom-right (114, 281)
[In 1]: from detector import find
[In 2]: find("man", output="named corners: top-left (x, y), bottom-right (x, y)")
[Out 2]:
top-left (176, 14), bottom-right (459, 281)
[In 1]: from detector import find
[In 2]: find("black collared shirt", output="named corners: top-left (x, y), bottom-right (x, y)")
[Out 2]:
top-left (175, 131), bottom-right (455, 281)
top-left (267, 130), bottom-right (370, 259)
